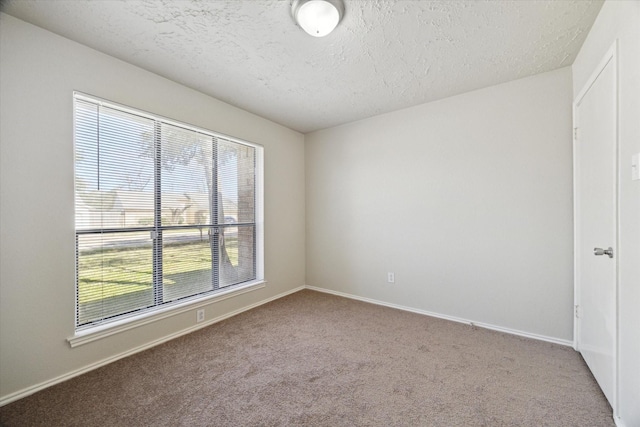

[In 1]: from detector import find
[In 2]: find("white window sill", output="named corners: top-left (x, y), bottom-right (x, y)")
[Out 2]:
top-left (68, 280), bottom-right (266, 348)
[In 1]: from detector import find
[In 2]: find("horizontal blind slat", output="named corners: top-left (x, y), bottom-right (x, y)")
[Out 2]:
top-left (74, 94), bottom-right (259, 329)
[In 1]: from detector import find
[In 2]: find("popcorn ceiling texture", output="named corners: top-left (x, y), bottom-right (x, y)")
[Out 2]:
top-left (3, 0), bottom-right (603, 133)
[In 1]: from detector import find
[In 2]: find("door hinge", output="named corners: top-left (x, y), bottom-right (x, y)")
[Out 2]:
top-left (575, 304), bottom-right (580, 319)
top-left (573, 127), bottom-right (578, 140)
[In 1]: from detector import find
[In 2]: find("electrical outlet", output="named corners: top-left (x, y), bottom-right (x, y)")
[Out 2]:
top-left (196, 309), bottom-right (205, 323)
top-left (387, 272), bottom-right (395, 283)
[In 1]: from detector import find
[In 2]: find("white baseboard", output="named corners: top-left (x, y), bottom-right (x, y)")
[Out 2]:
top-left (0, 284), bottom-right (575, 406)
top-left (0, 285), bottom-right (305, 407)
top-left (305, 286), bottom-right (573, 347)
top-left (614, 416), bottom-right (627, 427)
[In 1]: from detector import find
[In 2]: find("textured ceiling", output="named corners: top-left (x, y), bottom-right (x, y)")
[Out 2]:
top-left (2, 0), bottom-right (603, 133)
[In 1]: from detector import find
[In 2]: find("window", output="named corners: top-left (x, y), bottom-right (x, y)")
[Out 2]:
top-left (74, 93), bottom-right (263, 331)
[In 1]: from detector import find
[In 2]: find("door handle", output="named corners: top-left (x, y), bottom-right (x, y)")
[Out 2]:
top-left (594, 247), bottom-right (614, 258)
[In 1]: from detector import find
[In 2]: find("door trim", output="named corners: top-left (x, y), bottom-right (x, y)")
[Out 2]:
top-left (572, 39), bottom-right (619, 415)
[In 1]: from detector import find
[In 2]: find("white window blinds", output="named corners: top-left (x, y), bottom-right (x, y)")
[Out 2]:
top-left (74, 93), bottom-right (262, 329)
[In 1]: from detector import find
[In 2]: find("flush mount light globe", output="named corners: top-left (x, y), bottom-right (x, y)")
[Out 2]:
top-left (292, 0), bottom-right (345, 37)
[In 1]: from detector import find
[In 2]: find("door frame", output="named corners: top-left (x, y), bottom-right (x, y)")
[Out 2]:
top-left (572, 40), bottom-right (619, 414)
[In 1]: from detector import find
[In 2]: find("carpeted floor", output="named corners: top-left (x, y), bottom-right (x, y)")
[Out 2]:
top-left (0, 290), bottom-right (613, 426)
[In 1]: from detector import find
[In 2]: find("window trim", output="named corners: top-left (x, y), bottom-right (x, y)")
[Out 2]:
top-left (67, 280), bottom-right (266, 348)
top-left (71, 92), bottom-right (265, 340)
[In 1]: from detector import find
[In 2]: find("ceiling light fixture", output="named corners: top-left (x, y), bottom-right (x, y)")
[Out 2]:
top-left (292, 0), bottom-right (345, 37)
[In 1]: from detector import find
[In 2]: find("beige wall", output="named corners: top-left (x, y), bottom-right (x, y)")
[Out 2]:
top-left (0, 13), bottom-right (305, 401)
top-left (573, 1), bottom-right (640, 425)
top-left (306, 67), bottom-right (574, 342)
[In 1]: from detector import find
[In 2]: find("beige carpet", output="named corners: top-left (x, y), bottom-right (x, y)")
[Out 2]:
top-left (0, 290), bottom-right (613, 426)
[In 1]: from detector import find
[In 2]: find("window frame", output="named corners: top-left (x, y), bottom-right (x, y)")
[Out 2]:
top-left (70, 92), bottom-right (264, 345)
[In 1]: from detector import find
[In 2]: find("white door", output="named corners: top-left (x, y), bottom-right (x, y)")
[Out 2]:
top-left (574, 47), bottom-right (617, 409)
